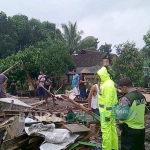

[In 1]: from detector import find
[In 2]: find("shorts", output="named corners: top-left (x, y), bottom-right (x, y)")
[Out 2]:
top-left (73, 87), bottom-right (79, 96)
top-left (44, 88), bottom-right (54, 99)
top-left (80, 88), bottom-right (86, 98)
top-left (44, 90), bottom-right (49, 99)
top-left (92, 108), bottom-right (100, 116)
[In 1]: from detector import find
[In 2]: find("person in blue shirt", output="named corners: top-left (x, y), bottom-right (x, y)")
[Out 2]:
top-left (72, 70), bottom-right (80, 99)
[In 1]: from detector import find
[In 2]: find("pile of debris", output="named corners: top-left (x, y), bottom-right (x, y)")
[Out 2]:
top-left (0, 92), bottom-right (150, 150)
top-left (0, 95), bottom-right (101, 150)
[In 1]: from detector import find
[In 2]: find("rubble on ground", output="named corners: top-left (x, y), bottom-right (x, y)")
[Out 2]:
top-left (0, 91), bottom-right (150, 150)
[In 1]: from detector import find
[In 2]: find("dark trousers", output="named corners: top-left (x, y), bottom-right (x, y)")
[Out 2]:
top-left (120, 123), bottom-right (145, 150)
top-left (38, 87), bottom-right (45, 100)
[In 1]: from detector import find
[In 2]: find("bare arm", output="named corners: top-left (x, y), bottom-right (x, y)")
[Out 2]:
top-left (2, 78), bottom-right (8, 86)
top-left (87, 85), bottom-right (95, 109)
top-left (48, 84), bottom-right (52, 91)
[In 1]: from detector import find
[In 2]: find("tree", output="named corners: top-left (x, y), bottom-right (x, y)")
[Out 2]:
top-left (0, 11), bottom-right (18, 58)
top-left (37, 38), bottom-right (75, 78)
top-left (112, 41), bottom-right (144, 86)
top-left (0, 12), bottom-right (64, 59)
top-left (0, 38), bottom-right (75, 82)
top-left (143, 29), bottom-right (150, 49)
top-left (99, 43), bottom-right (112, 53)
top-left (77, 36), bottom-right (99, 50)
top-left (12, 14), bottom-right (31, 50)
top-left (143, 29), bottom-right (150, 67)
top-left (61, 21), bottom-right (83, 54)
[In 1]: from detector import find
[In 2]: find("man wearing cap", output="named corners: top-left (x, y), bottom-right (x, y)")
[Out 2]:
top-left (118, 77), bottom-right (145, 150)
top-left (97, 66), bottom-right (118, 150)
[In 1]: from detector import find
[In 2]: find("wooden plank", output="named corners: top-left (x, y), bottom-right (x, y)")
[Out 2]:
top-left (143, 94), bottom-right (150, 102)
top-left (61, 95), bottom-right (90, 113)
top-left (2, 62), bottom-right (19, 74)
top-left (2, 134), bottom-right (28, 149)
top-left (5, 125), bottom-right (14, 139)
top-left (64, 124), bottom-right (90, 133)
top-left (8, 100), bottom-right (14, 110)
top-left (9, 116), bottom-right (24, 137)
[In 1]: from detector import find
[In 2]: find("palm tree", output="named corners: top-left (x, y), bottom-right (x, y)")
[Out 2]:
top-left (62, 22), bottom-right (82, 54)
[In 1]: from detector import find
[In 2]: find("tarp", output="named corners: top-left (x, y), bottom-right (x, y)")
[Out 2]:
top-left (0, 98), bottom-right (31, 107)
top-left (24, 118), bottom-right (79, 150)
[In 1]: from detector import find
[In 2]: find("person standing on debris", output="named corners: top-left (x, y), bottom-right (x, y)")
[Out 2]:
top-left (28, 79), bottom-right (35, 97)
top-left (72, 69), bottom-right (80, 99)
top-left (38, 70), bottom-right (45, 101)
top-left (87, 80), bottom-right (100, 116)
top-left (0, 73), bottom-right (8, 97)
top-left (49, 72), bottom-right (58, 105)
top-left (87, 79), bottom-right (100, 139)
top-left (97, 66), bottom-right (118, 150)
top-left (79, 73), bottom-right (87, 100)
top-left (10, 80), bottom-right (17, 96)
top-left (117, 77), bottom-right (146, 150)
top-left (44, 74), bottom-right (52, 106)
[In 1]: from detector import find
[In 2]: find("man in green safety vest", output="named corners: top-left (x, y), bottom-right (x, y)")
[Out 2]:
top-left (97, 66), bottom-right (118, 150)
top-left (118, 77), bottom-right (145, 150)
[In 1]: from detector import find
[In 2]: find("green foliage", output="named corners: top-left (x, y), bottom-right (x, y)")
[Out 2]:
top-left (61, 22), bottom-right (83, 53)
top-left (0, 38), bottom-right (75, 82)
top-left (112, 41), bottom-right (144, 86)
top-left (143, 29), bottom-right (150, 49)
top-left (37, 38), bottom-right (75, 78)
top-left (77, 36), bottom-right (99, 50)
top-left (0, 11), bottom-right (63, 59)
top-left (99, 43), bottom-right (112, 53)
top-left (142, 29), bottom-right (150, 76)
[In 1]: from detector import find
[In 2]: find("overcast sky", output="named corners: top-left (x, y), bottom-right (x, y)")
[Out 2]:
top-left (1, 0), bottom-right (150, 53)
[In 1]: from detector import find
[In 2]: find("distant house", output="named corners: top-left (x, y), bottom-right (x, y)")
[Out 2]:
top-left (65, 50), bottom-right (117, 83)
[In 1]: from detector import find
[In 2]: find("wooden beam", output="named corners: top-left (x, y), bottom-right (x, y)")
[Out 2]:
top-left (61, 95), bottom-right (90, 114)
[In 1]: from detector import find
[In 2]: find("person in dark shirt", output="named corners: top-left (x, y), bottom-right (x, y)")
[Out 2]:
top-left (49, 72), bottom-right (58, 105)
top-left (10, 80), bottom-right (17, 96)
top-left (79, 73), bottom-right (87, 100)
top-left (44, 75), bottom-right (52, 106)
top-left (44, 72), bottom-right (58, 106)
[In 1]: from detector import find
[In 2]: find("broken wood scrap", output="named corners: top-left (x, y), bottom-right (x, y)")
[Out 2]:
top-left (1, 133), bottom-right (28, 150)
top-left (4, 116), bottom-right (25, 140)
top-left (8, 100), bottom-right (14, 110)
top-left (30, 101), bottom-right (46, 110)
top-left (63, 124), bottom-right (90, 133)
top-left (1, 134), bottom-right (44, 150)
top-left (2, 62), bottom-right (19, 75)
top-left (30, 100), bottom-right (45, 106)
top-left (61, 95), bottom-right (90, 114)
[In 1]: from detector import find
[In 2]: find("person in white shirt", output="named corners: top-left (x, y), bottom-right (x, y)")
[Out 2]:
top-left (87, 81), bottom-right (100, 139)
top-left (38, 70), bottom-right (45, 101)
top-left (87, 82), bottom-right (100, 116)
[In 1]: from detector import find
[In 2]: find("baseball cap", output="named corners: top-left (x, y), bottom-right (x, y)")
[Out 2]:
top-left (119, 77), bottom-right (132, 87)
